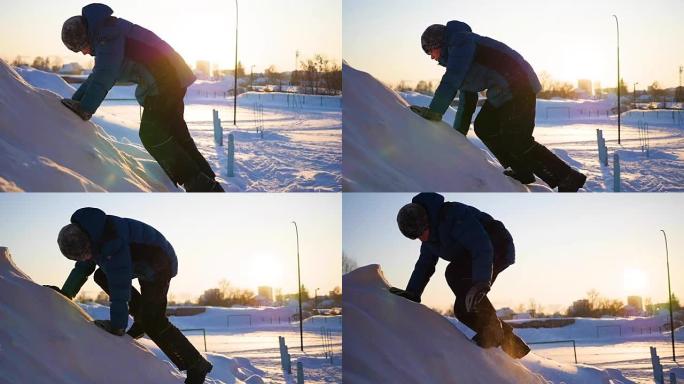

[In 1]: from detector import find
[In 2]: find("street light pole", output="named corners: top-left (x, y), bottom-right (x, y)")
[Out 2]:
top-left (612, 15), bottom-right (621, 144)
top-left (314, 288), bottom-right (319, 312)
top-left (633, 82), bottom-right (638, 106)
top-left (660, 229), bottom-right (677, 362)
top-left (233, 0), bottom-right (238, 126)
top-left (292, 221), bottom-right (304, 352)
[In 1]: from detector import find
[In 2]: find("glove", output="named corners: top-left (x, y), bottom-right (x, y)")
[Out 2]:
top-left (409, 105), bottom-right (442, 121)
top-left (43, 285), bottom-right (70, 299)
top-left (61, 98), bottom-right (93, 121)
top-left (464, 281), bottom-right (491, 313)
top-left (93, 320), bottom-right (125, 336)
top-left (389, 287), bottom-right (421, 303)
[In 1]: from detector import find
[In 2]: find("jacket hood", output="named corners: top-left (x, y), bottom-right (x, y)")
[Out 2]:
top-left (82, 3), bottom-right (114, 38)
top-left (438, 20), bottom-right (473, 67)
top-left (411, 193), bottom-right (445, 242)
top-left (70, 207), bottom-right (107, 247)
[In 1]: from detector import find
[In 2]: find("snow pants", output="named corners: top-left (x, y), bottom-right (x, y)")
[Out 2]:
top-left (140, 87), bottom-right (216, 187)
top-left (474, 91), bottom-right (576, 187)
top-left (444, 248), bottom-right (511, 347)
top-left (93, 268), bottom-right (203, 370)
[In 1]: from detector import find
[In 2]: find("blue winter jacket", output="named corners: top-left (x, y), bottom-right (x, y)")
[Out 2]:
top-left (61, 207), bottom-right (178, 330)
top-left (405, 193), bottom-right (515, 299)
top-left (71, 3), bottom-right (196, 113)
top-left (428, 20), bottom-right (542, 133)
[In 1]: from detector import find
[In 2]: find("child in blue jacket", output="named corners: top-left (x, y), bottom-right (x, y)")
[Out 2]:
top-left (392, 193), bottom-right (529, 358)
top-left (50, 207), bottom-right (212, 384)
top-left (60, 3), bottom-right (223, 192)
top-left (411, 21), bottom-right (586, 192)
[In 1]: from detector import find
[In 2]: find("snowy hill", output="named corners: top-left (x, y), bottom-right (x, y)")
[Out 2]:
top-left (343, 264), bottom-right (635, 384)
top-left (0, 247), bottom-right (182, 384)
top-left (0, 247), bottom-right (266, 384)
top-left (342, 63), bottom-right (527, 192)
top-left (0, 59), bottom-right (173, 191)
top-left (13, 66), bottom-right (76, 98)
top-left (343, 264), bottom-right (545, 383)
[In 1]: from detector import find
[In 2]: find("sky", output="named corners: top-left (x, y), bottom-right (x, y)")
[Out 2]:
top-left (0, 194), bottom-right (341, 302)
top-left (343, 193), bottom-right (684, 314)
top-left (0, 0), bottom-right (341, 72)
top-left (344, 0), bottom-right (684, 89)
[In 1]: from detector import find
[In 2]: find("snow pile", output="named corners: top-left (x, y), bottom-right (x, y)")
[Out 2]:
top-left (342, 63), bottom-right (525, 192)
top-left (344, 264), bottom-right (635, 384)
top-left (343, 264), bottom-right (545, 383)
top-left (0, 247), bottom-right (267, 384)
top-left (13, 66), bottom-right (76, 98)
top-left (0, 59), bottom-right (173, 191)
top-left (0, 247), bottom-right (181, 384)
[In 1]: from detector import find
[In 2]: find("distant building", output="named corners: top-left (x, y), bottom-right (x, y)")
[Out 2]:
top-left (258, 286), bottom-right (273, 302)
top-left (195, 60), bottom-right (211, 79)
top-left (496, 307), bottom-right (515, 320)
top-left (627, 296), bottom-right (643, 311)
top-left (577, 79), bottom-right (592, 96)
top-left (59, 62), bottom-right (83, 75)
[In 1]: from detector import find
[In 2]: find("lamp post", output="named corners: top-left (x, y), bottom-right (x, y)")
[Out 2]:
top-left (250, 64), bottom-right (255, 91)
top-left (314, 288), bottom-right (320, 312)
top-left (660, 230), bottom-right (676, 362)
top-left (633, 82), bottom-right (638, 107)
top-left (612, 15), bottom-right (621, 144)
top-left (233, 0), bottom-right (238, 126)
top-left (292, 221), bottom-right (304, 352)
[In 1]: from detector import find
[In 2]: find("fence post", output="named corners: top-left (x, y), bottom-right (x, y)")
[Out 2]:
top-left (297, 361), bottom-right (304, 384)
top-left (613, 153), bottom-right (621, 192)
top-left (226, 133), bottom-right (235, 177)
top-left (651, 346), bottom-right (664, 384)
top-left (213, 109), bottom-right (223, 147)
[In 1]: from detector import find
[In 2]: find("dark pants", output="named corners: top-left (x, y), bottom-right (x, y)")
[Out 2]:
top-left (93, 268), bottom-right (171, 337)
top-left (473, 91), bottom-right (538, 171)
top-left (444, 249), bottom-right (511, 341)
top-left (93, 268), bottom-right (203, 370)
top-left (140, 87), bottom-right (215, 186)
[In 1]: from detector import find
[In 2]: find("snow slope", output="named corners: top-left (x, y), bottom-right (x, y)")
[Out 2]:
top-left (0, 247), bottom-right (265, 384)
top-left (0, 247), bottom-right (181, 384)
top-left (13, 66), bottom-right (76, 98)
top-left (344, 264), bottom-right (635, 384)
top-left (343, 264), bottom-right (546, 383)
top-left (342, 63), bottom-right (529, 192)
top-left (0, 60), bottom-right (173, 191)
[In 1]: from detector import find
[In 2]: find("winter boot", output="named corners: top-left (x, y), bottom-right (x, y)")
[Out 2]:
top-left (526, 144), bottom-right (585, 191)
top-left (150, 323), bottom-right (211, 382)
top-left (500, 321), bottom-right (530, 359)
top-left (126, 321), bottom-right (145, 339)
top-left (185, 358), bottom-right (213, 384)
top-left (471, 320), bottom-right (504, 349)
top-left (557, 170), bottom-right (587, 193)
top-left (503, 168), bottom-right (535, 184)
top-left (184, 173), bottom-right (224, 192)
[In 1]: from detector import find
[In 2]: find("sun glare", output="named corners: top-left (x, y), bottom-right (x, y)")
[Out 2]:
top-left (623, 268), bottom-right (647, 296)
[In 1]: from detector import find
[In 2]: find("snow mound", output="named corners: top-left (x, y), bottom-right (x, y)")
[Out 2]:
top-left (342, 63), bottom-right (526, 192)
top-left (13, 66), bottom-right (76, 98)
top-left (0, 247), bottom-right (181, 384)
top-left (342, 264), bottom-right (545, 383)
top-left (0, 59), bottom-right (173, 191)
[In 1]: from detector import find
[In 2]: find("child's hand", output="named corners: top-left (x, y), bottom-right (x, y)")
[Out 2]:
top-left (389, 287), bottom-right (421, 303)
top-left (409, 105), bottom-right (442, 121)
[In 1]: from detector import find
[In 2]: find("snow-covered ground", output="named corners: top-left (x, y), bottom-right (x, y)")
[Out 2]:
top-left (0, 247), bottom-right (341, 383)
top-left (79, 304), bottom-right (342, 383)
top-left (5, 63), bottom-right (341, 192)
top-left (344, 264), bottom-right (637, 383)
top-left (400, 89), bottom-right (684, 192)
